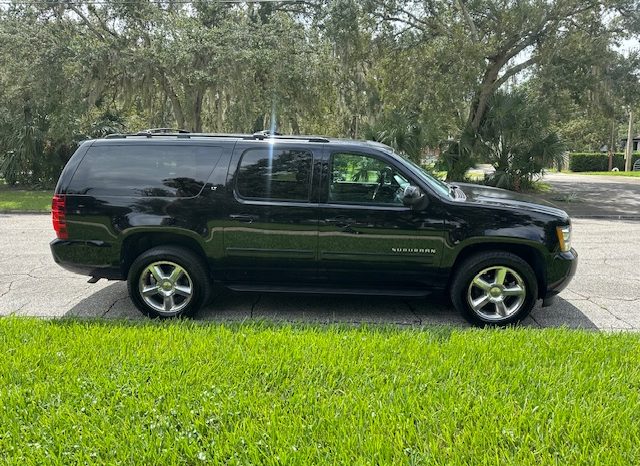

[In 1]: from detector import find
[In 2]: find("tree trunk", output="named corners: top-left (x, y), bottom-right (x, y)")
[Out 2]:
top-left (191, 88), bottom-right (204, 133)
top-left (468, 57), bottom-right (506, 133)
top-left (290, 115), bottom-right (300, 135)
top-left (608, 118), bottom-right (616, 171)
top-left (252, 115), bottom-right (264, 133)
top-left (162, 77), bottom-right (186, 130)
top-left (625, 109), bottom-right (634, 172)
top-left (349, 115), bottom-right (358, 139)
top-left (215, 90), bottom-right (224, 132)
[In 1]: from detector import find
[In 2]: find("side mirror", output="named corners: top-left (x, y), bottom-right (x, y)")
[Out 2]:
top-left (402, 185), bottom-right (426, 208)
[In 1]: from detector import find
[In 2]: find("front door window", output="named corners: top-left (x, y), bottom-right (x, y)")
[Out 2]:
top-left (329, 153), bottom-right (409, 205)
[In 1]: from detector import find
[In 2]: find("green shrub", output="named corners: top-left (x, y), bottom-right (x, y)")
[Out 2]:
top-left (569, 152), bottom-right (640, 172)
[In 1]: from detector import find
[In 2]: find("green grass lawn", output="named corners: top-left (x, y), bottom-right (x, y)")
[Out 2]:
top-left (571, 171), bottom-right (640, 177)
top-left (1, 319), bottom-right (639, 464)
top-left (0, 187), bottom-right (52, 212)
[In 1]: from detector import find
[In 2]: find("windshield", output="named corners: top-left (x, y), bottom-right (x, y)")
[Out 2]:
top-left (377, 145), bottom-right (451, 198)
top-left (403, 158), bottom-right (452, 198)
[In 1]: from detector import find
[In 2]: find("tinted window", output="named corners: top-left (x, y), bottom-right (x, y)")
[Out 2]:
top-left (236, 148), bottom-right (313, 201)
top-left (329, 153), bottom-right (409, 205)
top-left (68, 144), bottom-right (222, 197)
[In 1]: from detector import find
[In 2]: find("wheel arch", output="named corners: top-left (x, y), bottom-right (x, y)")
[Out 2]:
top-left (121, 231), bottom-right (208, 277)
top-left (449, 242), bottom-right (547, 298)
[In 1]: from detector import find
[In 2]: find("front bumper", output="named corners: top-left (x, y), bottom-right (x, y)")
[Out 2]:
top-left (542, 248), bottom-right (578, 306)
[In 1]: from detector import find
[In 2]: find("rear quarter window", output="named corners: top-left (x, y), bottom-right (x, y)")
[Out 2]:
top-left (68, 144), bottom-right (222, 197)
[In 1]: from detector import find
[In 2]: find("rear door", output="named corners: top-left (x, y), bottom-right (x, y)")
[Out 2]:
top-left (317, 148), bottom-right (444, 290)
top-left (222, 141), bottom-right (322, 284)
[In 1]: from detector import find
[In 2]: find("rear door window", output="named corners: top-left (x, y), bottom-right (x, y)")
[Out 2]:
top-left (68, 144), bottom-right (222, 197)
top-left (236, 148), bottom-right (313, 201)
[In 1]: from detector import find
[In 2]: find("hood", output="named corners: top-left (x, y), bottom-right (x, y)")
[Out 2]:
top-left (453, 183), bottom-right (569, 219)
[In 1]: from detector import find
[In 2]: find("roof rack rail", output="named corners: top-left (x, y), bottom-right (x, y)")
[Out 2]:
top-left (105, 128), bottom-right (190, 139)
top-left (133, 128), bottom-right (191, 137)
top-left (251, 131), bottom-right (329, 143)
top-left (252, 130), bottom-right (282, 137)
top-left (104, 132), bottom-right (240, 139)
top-left (103, 131), bottom-right (330, 143)
top-left (145, 128), bottom-right (190, 134)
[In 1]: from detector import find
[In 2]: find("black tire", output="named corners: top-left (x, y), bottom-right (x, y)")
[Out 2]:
top-left (450, 251), bottom-right (538, 327)
top-left (127, 245), bottom-right (212, 318)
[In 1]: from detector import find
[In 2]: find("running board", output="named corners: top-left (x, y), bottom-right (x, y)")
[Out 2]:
top-left (225, 284), bottom-right (431, 297)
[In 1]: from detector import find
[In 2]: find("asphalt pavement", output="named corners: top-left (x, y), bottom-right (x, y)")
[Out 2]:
top-left (1, 213), bottom-right (638, 329)
top-left (540, 172), bottom-right (640, 219)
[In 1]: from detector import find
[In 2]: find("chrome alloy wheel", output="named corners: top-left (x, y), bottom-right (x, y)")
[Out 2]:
top-left (467, 266), bottom-right (526, 321)
top-left (138, 261), bottom-right (193, 315)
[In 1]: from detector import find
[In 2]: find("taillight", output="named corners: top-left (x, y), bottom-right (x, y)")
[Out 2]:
top-left (52, 194), bottom-right (68, 240)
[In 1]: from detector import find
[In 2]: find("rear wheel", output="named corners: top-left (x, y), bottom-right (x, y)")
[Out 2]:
top-left (450, 251), bottom-right (538, 326)
top-left (127, 246), bottom-right (212, 318)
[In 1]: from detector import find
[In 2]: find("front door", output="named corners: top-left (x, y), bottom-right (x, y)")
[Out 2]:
top-left (222, 141), bottom-right (321, 284)
top-left (318, 150), bottom-right (444, 290)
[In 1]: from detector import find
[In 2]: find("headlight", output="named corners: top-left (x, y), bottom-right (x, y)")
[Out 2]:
top-left (556, 225), bottom-right (571, 252)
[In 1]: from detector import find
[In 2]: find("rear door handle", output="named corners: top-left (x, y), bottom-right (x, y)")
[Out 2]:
top-left (325, 216), bottom-right (356, 227)
top-left (229, 214), bottom-right (258, 224)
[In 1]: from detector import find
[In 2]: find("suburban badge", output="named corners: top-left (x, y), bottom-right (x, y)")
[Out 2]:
top-left (391, 247), bottom-right (436, 254)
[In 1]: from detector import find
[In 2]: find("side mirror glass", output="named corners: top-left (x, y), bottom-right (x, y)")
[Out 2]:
top-left (402, 185), bottom-right (425, 208)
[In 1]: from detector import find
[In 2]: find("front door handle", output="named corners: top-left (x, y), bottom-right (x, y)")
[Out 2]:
top-left (229, 214), bottom-right (258, 224)
top-left (325, 216), bottom-right (356, 227)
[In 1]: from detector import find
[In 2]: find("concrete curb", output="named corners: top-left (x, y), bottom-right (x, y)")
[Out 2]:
top-left (571, 215), bottom-right (640, 221)
top-left (0, 211), bottom-right (50, 215)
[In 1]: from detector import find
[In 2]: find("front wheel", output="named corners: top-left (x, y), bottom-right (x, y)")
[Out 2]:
top-left (127, 246), bottom-right (212, 318)
top-left (450, 252), bottom-right (538, 326)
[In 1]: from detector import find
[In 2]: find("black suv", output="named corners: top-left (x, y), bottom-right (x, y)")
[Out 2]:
top-left (51, 131), bottom-right (577, 325)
